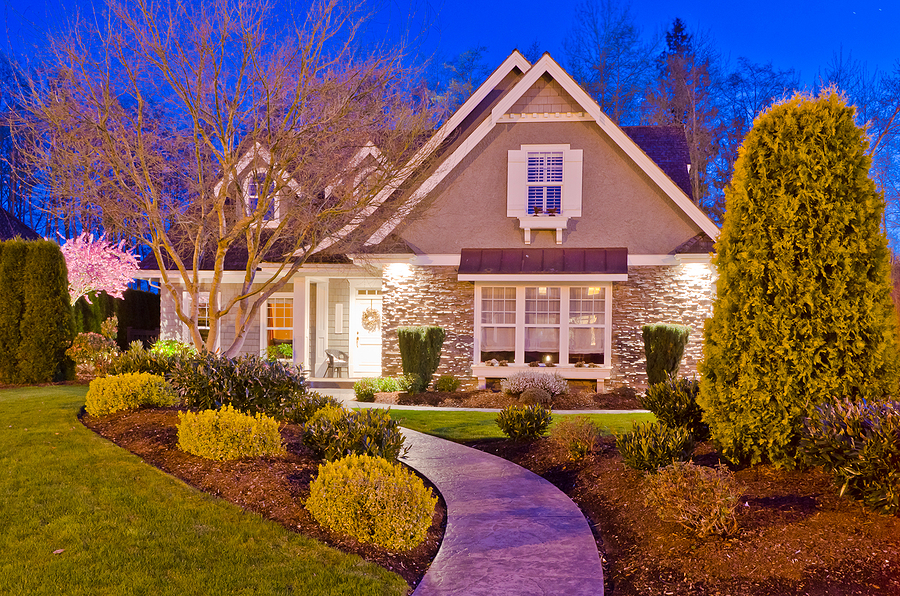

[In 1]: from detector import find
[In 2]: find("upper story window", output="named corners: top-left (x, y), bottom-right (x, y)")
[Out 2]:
top-left (526, 152), bottom-right (563, 215)
top-left (245, 172), bottom-right (276, 222)
top-left (508, 144), bottom-right (583, 243)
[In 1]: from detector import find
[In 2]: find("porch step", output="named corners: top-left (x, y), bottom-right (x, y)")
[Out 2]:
top-left (307, 377), bottom-right (356, 390)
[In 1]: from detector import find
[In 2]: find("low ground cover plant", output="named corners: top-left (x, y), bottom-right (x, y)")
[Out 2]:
top-left (177, 405), bottom-right (285, 461)
top-left (644, 461), bottom-right (745, 537)
top-left (616, 421), bottom-right (695, 471)
top-left (495, 403), bottom-right (552, 440)
top-left (550, 416), bottom-right (599, 461)
top-left (303, 407), bottom-right (407, 461)
top-left (306, 454), bottom-right (437, 551)
top-left (85, 372), bottom-right (179, 416)
top-left (434, 374), bottom-right (460, 392)
top-left (518, 387), bottom-right (552, 406)
top-left (353, 376), bottom-right (414, 402)
top-left (500, 370), bottom-right (569, 397)
top-left (802, 398), bottom-right (900, 514)
top-left (641, 377), bottom-right (709, 441)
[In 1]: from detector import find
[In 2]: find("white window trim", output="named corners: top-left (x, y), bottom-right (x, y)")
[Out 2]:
top-left (243, 168), bottom-right (281, 227)
top-left (508, 144), bottom-right (583, 244)
top-left (259, 293), bottom-right (294, 358)
top-left (473, 281), bottom-right (612, 370)
top-left (182, 291), bottom-right (220, 351)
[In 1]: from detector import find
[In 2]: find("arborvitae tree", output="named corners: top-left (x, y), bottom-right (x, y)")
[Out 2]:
top-left (699, 89), bottom-right (899, 467)
top-left (398, 326), bottom-right (446, 393)
top-left (17, 241), bottom-right (74, 383)
top-left (0, 239), bottom-right (28, 383)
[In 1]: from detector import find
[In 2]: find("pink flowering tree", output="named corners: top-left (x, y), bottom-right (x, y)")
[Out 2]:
top-left (60, 233), bottom-right (140, 305)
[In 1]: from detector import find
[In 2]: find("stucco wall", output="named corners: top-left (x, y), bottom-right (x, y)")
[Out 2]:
top-left (610, 264), bottom-right (716, 389)
top-left (399, 120), bottom-right (701, 254)
top-left (381, 264), bottom-right (477, 388)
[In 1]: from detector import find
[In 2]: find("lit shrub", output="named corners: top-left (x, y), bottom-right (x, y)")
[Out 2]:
top-left (66, 332), bottom-right (118, 379)
top-left (551, 416), bottom-right (599, 461)
top-left (434, 374), bottom-right (461, 392)
top-left (501, 370), bottom-right (569, 396)
top-left (801, 399), bottom-right (900, 514)
top-left (616, 421), bottom-right (695, 472)
top-left (281, 391), bottom-right (343, 425)
top-left (641, 377), bottom-right (709, 441)
top-left (303, 407), bottom-right (407, 461)
top-left (518, 387), bottom-right (552, 406)
top-left (306, 454), bottom-right (437, 551)
top-left (85, 372), bottom-right (179, 417)
top-left (150, 339), bottom-right (197, 358)
top-left (644, 461), bottom-right (744, 537)
top-left (101, 341), bottom-right (171, 376)
top-left (495, 404), bottom-right (552, 441)
top-left (177, 405), bottom-right (286, 461)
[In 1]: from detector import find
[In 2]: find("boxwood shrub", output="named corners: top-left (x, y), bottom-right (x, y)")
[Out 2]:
top-left (85, 372), bottom-right (179, 417)
top-left (177, 405), bottom-right (286, 461)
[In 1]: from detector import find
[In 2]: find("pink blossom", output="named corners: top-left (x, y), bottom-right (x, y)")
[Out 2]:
top-left (60, 233), bottom-right (140, 304)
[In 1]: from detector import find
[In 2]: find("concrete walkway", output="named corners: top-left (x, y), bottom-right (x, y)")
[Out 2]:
top-left (400, 428), bottom-right (605, 596)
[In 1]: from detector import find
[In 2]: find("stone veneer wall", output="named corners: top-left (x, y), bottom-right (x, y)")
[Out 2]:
top-left (610, 264), bottom-right (716, 389)
top-left (381, 265), bottom-right (476, 388)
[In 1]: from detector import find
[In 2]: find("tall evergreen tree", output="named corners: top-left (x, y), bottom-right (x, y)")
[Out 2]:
top-left (699, 89), bottom-right (899, 467)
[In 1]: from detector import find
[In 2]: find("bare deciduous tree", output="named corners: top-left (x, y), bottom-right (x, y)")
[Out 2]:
top-left (12, 0), bottom-right (437, 356)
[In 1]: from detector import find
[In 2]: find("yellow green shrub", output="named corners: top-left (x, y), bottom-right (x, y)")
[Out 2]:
top-left (177, 405), bottom-right (285, 461)
top-left (306, 454), bottom-right (437, 551)
top-left (85, 372), bottom-right (179, 417)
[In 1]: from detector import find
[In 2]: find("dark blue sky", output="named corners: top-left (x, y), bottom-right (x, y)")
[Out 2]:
top-left (1, 0), bottom-right (897, 84)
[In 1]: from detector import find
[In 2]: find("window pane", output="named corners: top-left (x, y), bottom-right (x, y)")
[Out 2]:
top-left (481, 287), bottom-right (516, 324)
top-left (481, 327), bottom-right (515, 363)
top-left (525, 287), bottom-right (560, 324)
top-left (569, 287), bottom-right (605, 325)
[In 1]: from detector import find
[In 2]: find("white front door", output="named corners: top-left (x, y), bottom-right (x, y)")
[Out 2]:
top-left (349, 280), bottom-right (382, 377)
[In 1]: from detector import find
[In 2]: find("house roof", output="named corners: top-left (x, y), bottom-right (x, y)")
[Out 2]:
top-left (459, 248), bottom-right (628, 275)
top-left (0, 208), bottom-right (40, 241)
top-left (362, 51), bottom-right (720, 248)
top-left (621, 126), bottom-right (693, 200)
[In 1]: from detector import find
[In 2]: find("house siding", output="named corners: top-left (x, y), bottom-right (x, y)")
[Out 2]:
top-left (610, 264), bottom-right (715, 389)
top-left (382, 264), bottom-right (477, 388)
top-left (328, 279), bottom-right (350, 355)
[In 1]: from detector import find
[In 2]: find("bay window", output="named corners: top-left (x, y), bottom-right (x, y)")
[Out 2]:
top-left (475, 283), bottom-right (611, 367)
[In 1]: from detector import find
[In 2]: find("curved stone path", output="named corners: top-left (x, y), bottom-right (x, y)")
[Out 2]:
top-left (400, 428), bottom-right (604, 596)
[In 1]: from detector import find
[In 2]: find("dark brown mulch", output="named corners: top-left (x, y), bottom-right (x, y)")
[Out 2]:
top-left (80, 407), bottom-right (445, 594)
top-left (470, 436), bottom-right (900, 596)
top-left (373, 388), bottom-right (644, 410)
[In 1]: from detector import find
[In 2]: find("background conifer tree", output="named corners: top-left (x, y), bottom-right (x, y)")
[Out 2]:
top-left (699, 89), bottom-right (899, 467)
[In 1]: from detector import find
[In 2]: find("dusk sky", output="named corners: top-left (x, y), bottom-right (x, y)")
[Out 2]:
top-left (0, 0), bottom-right (897, 86)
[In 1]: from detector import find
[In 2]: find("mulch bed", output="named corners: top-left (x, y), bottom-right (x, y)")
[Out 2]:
top-left (373, 388), bottom-right (644, 410)
top-left (80, 407), bottom-right (445, 594)
top-left (471, 436), bottom-right (900, 596)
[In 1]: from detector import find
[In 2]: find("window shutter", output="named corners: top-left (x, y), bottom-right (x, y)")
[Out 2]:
top-left (507, 149), bottom-right (528, 218)
top-left (562, 149), bottom-right (583, 217)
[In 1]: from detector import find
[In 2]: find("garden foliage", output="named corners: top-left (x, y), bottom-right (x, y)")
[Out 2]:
top-left (642, 323), bottom-right (690, 385)
top-left (353, 376), bottom-right (414, 402)
top-left (305, 454), bottom-right (437, 551)
top-left (644, 462), bottom-right (744, 537)
top-left (801, 399), bottom-right (900, 514)
top-left (434, 374), bottom-right (461, 392)
top-left (280, 391), bottom-right (342, 425)
top-left (66, 332), bottom-right (119, 378)
top-left (700, 90), bottom-right (899, 467)
top-left (0, 240), bottom-right (74, 384)
top-left (397, 326), bottom-right (445, 393)
top-left (167, 352), bottom-right (306, 417)
top-left (550, 416), bottom-right (599, 461)
top-left (495, 404), bottom-right (553, 440)
top-left (500, 369), bottom-right (569, 396)
top-left (177, 405), bottom-right (285, 461)
top-left (616, 421), bottom-right (695, 472)
top-left (85, 372), bottom-right (179, 417)
top-left (303, 407), bottom-right (407, 461)
top-left (641, 377), bottom-right (709, 441)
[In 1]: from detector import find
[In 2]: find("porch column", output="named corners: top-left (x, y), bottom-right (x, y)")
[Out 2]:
top-left (292, 277), bottom-right (309, 373)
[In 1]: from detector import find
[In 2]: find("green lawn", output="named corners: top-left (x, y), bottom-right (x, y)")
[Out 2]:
top-left (388, 409), bottom-right (656, 442)
top-left (0, 386), bottom-right (407, 596)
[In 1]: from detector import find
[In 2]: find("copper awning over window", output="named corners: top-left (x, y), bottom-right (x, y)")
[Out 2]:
top-left (458, 248), bottom-right (628, 275)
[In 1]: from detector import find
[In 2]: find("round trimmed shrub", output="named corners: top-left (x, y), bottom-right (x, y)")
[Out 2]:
top-left (501, 370), bottom-right (569, 396)
top-left (177, 405), bottom-right (286, 461)
top-left (519, 387), bottom-right (552, 406)
top-left (85, 372), bottom-right (179, 417)
top-left (306, 454), bottom-right (437, 551)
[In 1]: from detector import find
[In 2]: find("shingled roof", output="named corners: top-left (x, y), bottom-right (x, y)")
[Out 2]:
top-left (0, 208), bottom-right (40, 241)
top-left (621, 126), bottom-right (693, 201)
